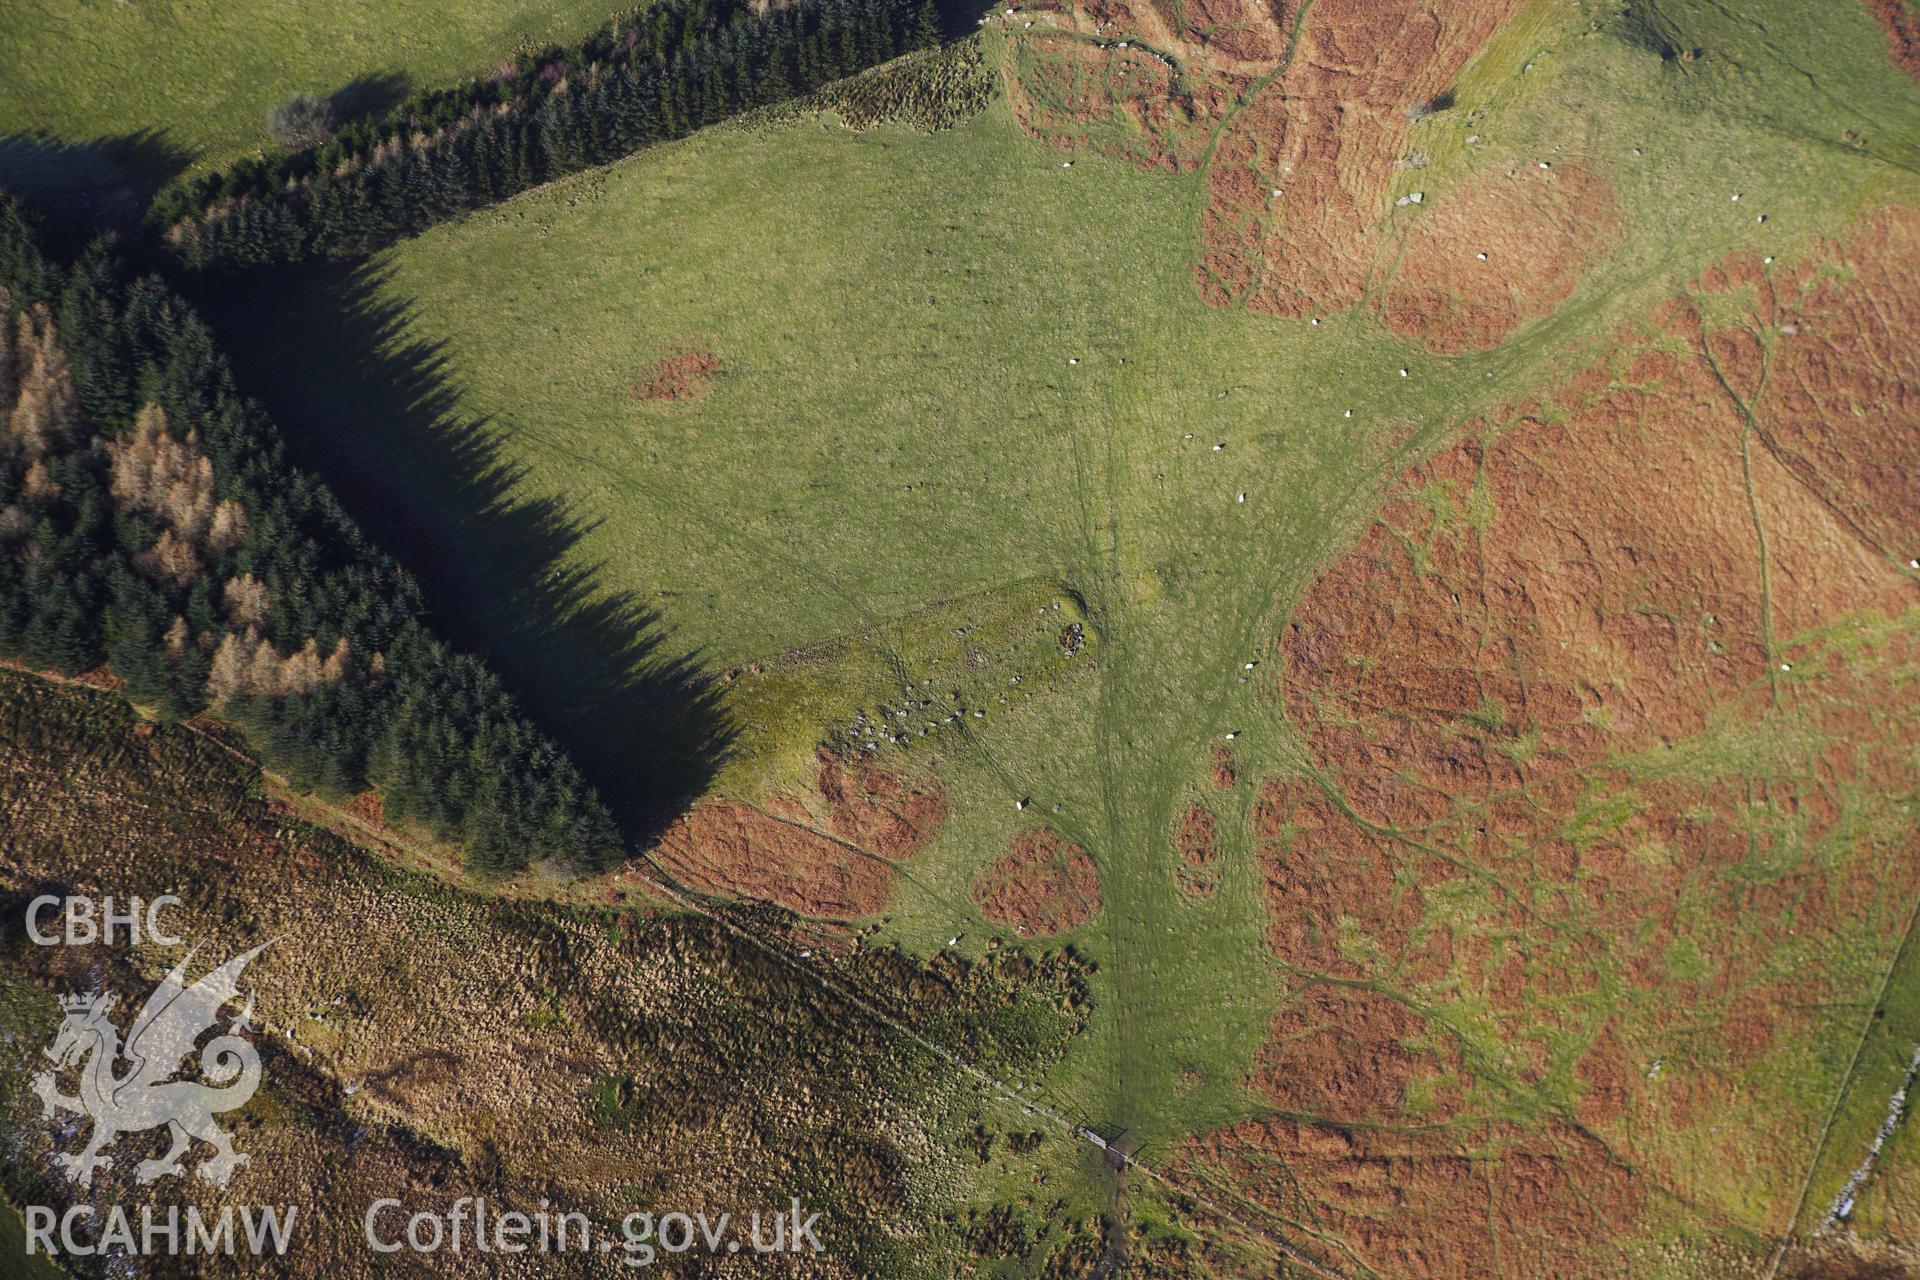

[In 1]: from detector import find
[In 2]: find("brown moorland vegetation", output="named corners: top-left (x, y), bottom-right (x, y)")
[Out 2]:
top-left (1177, 206), bottom-right (1920, 1278)
top-left (0, 670), bottom-right (1089, 1277)
top-left (971, 827), bottom-right (1103, 935)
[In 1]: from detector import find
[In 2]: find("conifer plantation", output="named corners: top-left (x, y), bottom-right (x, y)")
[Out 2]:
top-left (0, 202), bottom-right (620, 874)
top-left (159, 0), bottom-right (946, 272)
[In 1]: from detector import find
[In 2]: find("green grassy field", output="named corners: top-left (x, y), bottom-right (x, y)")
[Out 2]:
top-left (210, 73), bottom-right (1429, 1152)
top-left (0, 1206), bottom-right (63, 1280)
top-left (0, 0), bottom-right (611, 201)
top-left (173, 1), bottom-right (1920, 1263)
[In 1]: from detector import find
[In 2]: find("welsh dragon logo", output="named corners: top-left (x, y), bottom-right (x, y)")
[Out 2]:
top-left (32, 945), bottom-right (268, 1188)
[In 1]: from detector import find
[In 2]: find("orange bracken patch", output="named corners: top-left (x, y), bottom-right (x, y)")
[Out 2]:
top-left (1740, 207), bottom-right (1920, 566)
top-left (1006, 0), bottom-right (1550, 336)
top-left (1209, 743), bottom-right (1238, 790)
top-left (1200, 0), bottom-right (1525, 319)
top-left (1253, 779), bottom-right (1429, 981)
top-left (1866, 0), bottom-right (1920, 82)
top-left (972, 827), bottom-right (1102, 935)
top-left (1175, 1114), bottom-right (1641, 1279)
top-left (1257, 983), bottom-right (1464, 1123)
top-left (816, 749), bottom-right (947, 860)
top-left (1174, 801), bottom-right (1221, 899)
top-left (656, 799), bottom-right (902, 919)
top-left (1374, 163), bottom-right (1622, 353)
top-left (653, 750), bottom-right (945, 919)
top-left (635, 349), bottom-right (719, 402)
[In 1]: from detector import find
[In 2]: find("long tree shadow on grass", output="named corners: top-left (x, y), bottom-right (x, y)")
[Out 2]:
top-left (0, 130), bottom-right (192, 243)
top-left (199, 262), bottom-right (732, 845)
top-left (328, 71), bottom-right (414, 126)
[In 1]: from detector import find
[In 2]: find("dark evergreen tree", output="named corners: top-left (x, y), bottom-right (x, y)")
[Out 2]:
top-left (913, 0), bottom-right (942, 50)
